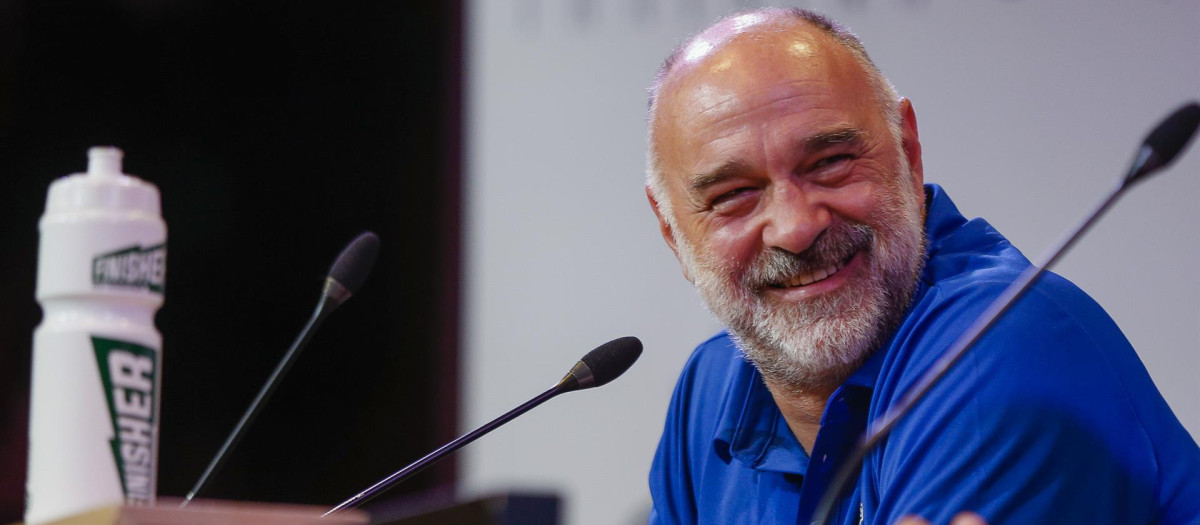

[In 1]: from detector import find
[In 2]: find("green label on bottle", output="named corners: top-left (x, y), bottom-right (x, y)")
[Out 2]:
top-left (92, 336), bottom-right (157, 505)
top-left (92, 244), bottom-right (166, 294)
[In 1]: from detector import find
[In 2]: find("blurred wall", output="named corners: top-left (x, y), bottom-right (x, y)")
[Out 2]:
top-left (463, 1), bottom-right (1200, 524)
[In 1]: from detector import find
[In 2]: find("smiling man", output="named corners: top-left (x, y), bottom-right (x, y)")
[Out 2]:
top-left (645, 8), bottom-right (1200, 525)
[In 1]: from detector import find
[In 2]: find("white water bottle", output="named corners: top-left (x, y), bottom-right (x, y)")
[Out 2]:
top-left (26, 147), bottom-right (167, 524)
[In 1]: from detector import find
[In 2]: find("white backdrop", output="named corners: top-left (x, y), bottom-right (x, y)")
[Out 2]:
top-left (462, 2), bottom-right (1200, 524)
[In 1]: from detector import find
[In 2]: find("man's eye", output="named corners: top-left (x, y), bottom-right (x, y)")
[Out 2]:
top-left (813, 154), bottom-right (854, 170)
top-left (710, 187), bottom-right (756, 209)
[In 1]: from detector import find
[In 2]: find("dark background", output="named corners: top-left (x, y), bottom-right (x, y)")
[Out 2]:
top-left (0, 0), bottom-right (462, 520)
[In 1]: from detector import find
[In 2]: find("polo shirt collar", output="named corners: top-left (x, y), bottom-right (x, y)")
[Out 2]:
top-left (712, 349), bottom-right (887, 476)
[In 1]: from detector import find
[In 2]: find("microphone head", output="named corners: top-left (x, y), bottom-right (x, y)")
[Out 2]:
top-left (1127, 101), bottom-right (1200, 185)
top-left (577, 336), bottom-right (642, 389)
top-left (328, 231), bottom-right (381, 294)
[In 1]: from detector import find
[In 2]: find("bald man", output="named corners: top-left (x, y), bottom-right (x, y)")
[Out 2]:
top-left (645, 8), bottom-right (1200, 525)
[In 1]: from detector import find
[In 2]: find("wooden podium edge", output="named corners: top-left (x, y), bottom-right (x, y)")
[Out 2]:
top-left (14, 498), bottom-right (369, 525)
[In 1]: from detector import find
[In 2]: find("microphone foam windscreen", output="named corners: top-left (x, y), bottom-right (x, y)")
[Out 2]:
top-left (1145, 102), bottom-right (1200, 167)
top-left (328, 231), bottom-right (381, 294)
top-left (580, 336), bottom-right (643, 388)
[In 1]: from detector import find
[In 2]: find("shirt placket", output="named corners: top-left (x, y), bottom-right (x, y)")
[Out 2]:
top-left (794, 385), bottom-right (872, 525)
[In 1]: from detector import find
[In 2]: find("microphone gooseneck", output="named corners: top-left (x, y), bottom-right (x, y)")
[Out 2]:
top-left (809, 101), bottom-right (1200, 525)
top-left (182, 231), bottom-right (381, 507)
top-left (325, 336), bottom-right (643, 515)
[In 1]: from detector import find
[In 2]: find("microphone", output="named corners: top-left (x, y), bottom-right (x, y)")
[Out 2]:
top-left (1126, 102), bottom-right (1200, 186)
top-left (323, 231), bottom-right (382, 309)
top-left (182, 231), bottom-right (381, 506)
top-left (808, 101), bottom-right (1200, 525)
top-left (558, 335), bottom-right (643, 391)
top-left (324, 336), bottom-right (644, 515)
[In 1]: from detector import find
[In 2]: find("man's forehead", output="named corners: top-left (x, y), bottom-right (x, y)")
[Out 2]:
top-left (664, 16), bottom-right (831, 94)
top-left (654, 23), bottom-right (866, 152)
top-left (656, 20), bottom-right (858, 128)
top-left (675, 12), bottom-right (781, 67)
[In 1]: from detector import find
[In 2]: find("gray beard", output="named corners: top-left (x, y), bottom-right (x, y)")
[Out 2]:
top-left (677, 178), bottom-right (926, 392)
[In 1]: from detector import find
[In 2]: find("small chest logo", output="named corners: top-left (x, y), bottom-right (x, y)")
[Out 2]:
top-left (92, 244), bottom-right (166, 293)
top-left (93, 337), bottom-right (157, 504)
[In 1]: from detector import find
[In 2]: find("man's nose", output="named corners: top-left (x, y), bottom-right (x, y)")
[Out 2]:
top-left (760, 183), bottom-right (830, 254)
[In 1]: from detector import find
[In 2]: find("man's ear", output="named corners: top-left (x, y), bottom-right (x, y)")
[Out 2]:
top-left (646, 185), bottom-right (693, 283)
top-left (898, 97), bottom-right (925, 193)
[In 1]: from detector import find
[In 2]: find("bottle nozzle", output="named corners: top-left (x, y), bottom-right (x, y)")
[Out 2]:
top-left (87, 147), bottom-right (125, 177)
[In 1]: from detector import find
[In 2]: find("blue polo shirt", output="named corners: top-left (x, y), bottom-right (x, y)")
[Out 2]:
top-left (648, 184), bottom-right (1200, 525)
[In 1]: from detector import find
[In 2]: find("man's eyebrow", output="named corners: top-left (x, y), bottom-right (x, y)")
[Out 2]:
top-left (688, 159), bottom-right (752, 195)
top-left (800, 128), bottom-right (866, 154)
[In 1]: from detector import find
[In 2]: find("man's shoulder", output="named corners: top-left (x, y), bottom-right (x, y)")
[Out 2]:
top-left (893, 266), bottom-right (1132, 404)
top-left (911, 267), bottom-right (1119, 357)
top-left (920, 185), bottom-right (1115, 339)
top-left (655, 331), bottom-right (755, 471)
top-left (916, 186), bottom-right (1143, 398)
top-left (673, 331), bottom-right (748, 394)
top-left (685, 331), bottom-right (741, 365)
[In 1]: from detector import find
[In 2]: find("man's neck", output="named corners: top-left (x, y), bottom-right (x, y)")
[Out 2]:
top-left (762, 379), bottom-right (837, 454)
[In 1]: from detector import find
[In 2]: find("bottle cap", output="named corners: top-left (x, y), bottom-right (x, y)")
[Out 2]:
top-left (45, 147), bottom-right (161, 216)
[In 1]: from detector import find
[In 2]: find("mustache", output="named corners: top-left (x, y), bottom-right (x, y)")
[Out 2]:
top-left (743, 223), bottom-right (873, 288)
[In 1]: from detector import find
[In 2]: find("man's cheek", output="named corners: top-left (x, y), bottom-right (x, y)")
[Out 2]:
top-left (707, 223), bottom-right (761, 265)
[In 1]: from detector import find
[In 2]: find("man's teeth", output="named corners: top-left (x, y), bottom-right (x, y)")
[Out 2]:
top-left (784, 262), bottom-right (844, 287)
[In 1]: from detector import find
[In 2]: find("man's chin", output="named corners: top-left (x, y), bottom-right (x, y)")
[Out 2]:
top-left (737, 334), bottom-right (873, 392)
top-left (731, 312), bottom-right (880, 391)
